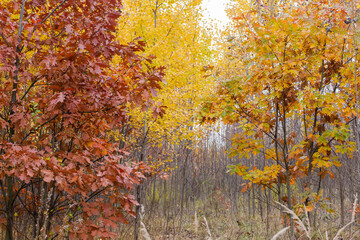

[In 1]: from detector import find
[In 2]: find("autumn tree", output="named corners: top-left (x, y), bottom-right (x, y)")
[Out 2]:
top-left (117, 0), bottom-right (215, 148)
top-left (202, 0), bottom-right (360, 235)
top-left (113, 1), bottom-right (220, 238)
top-left (0, 0), bottom-right (164, 239)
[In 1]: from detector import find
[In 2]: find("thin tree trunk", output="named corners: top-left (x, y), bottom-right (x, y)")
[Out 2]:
top-left (340, 177), bottom-right (345, 225)
top-left (134, 115), bottom-right (147, 240)
top-left (179, 147), bottom-right (190, 230)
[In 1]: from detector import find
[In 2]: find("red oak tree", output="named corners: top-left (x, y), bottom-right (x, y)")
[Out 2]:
top-left (0, 0), bottom-right (164, 239)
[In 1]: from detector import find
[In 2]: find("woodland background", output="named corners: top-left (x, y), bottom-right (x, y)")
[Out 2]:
top-left (0, 0), bottom-right (360, 239)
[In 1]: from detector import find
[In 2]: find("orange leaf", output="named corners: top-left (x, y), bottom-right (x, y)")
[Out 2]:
top-left (305, 205), bottom-right (315, 212)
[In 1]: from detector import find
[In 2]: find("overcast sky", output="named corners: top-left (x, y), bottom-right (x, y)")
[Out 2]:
top-left (202, 0), bottom-right (231, 27)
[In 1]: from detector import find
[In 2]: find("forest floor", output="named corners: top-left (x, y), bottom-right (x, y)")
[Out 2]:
top-left (117, 200), bottom-right (360, 240)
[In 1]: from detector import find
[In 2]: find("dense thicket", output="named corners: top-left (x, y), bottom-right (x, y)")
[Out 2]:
top-left (1, 0), bottom-right (360, 239)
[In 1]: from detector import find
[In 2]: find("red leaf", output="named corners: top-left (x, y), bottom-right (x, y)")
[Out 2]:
top-left (41, 169), bottom-right (54, 182)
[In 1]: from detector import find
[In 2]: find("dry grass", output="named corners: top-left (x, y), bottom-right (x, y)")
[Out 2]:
top-left (115, 196), bottom-right (360, 240)
top-left (126, 204), bottom-right (284, 239)
top-left (272, 195), bottom-right (359, 240)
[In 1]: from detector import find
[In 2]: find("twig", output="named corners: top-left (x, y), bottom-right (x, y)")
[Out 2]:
top-left (333, 194), bottom-right (358, 240)
top-left (271, 227), bottom-right (289, 240)
top-left (276, 201), bottom-right (311, 239)
top-left (194, 210), bottom-right (198, 233)
top-left (41, 0), bottom-right (67, 24)
top-left (203, 216), bottom-right (212, 240)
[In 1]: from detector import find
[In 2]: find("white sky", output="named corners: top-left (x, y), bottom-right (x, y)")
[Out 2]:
top-left (202, 0), bottom-right (231, 27)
